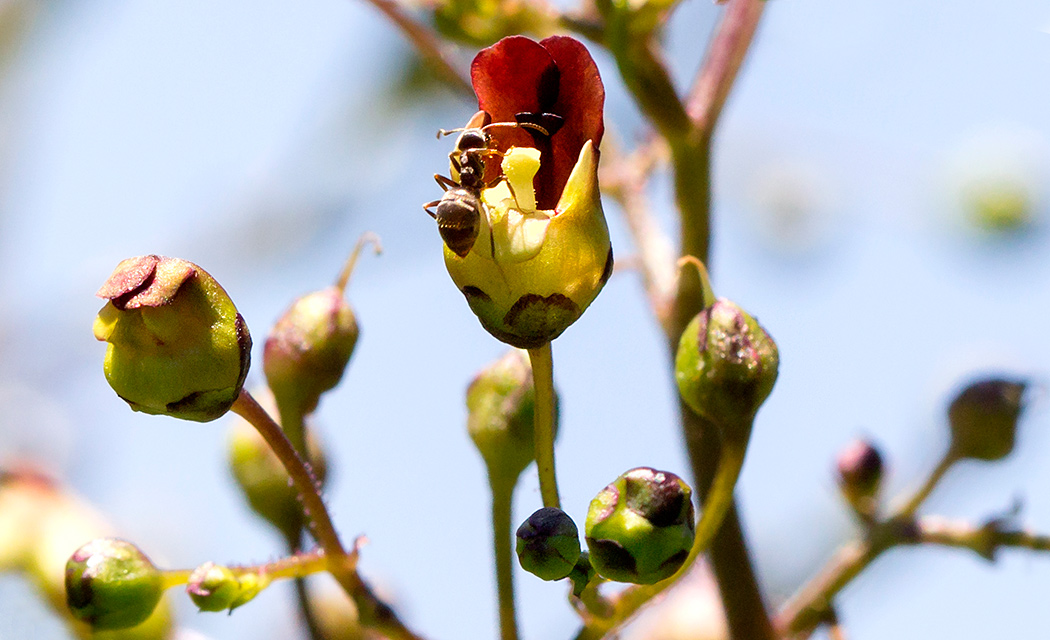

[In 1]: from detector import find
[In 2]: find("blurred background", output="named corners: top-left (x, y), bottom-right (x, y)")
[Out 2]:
top-left (0, 0), bottom-right (1048, 638)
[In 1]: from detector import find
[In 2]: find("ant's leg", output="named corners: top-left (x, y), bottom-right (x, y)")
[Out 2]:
top-left (434, 174), bottom-right (458, 190)
top-left (423, 200), bottom-right (440, 219)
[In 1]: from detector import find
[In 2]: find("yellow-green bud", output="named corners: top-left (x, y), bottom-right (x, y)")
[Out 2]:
top-left (445, 143), bottom-right (613, 348)
top-left (186, 562), bottom-right (264, 613)
top-left (93, 255), bottom-right (252, 422)
top-left (467, 350), bottom-right (555, 481)
top-left (264, 286), bottom-right (359, 419)
top-left (64, 538), bottom-right (164, 630)
top-left (585, 467), bottom-right (695, 585)
top-left (227, 409), bottom-right (328, 542)
top-left (836, 439), bottom-right (884, 519)
top-left (309, 584), bottom-right (364, 640)
top-left (515, 507), bottom-right (581, 581)
top-left (948, 377), bottom-right (1028, 461)
top-left (675, 299), bottom-right (779, 434)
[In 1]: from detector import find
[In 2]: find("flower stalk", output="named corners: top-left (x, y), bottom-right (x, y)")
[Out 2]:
top-left (528, 342), bottom-right (561, 509)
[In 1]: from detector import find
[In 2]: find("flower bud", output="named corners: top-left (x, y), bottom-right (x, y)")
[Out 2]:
top-left (467, 350), bottom-right (555, 481)
top-left (836, 439), bottom-right (883, 518)
top-left (675, 299), bottom-right (779, 434)
top-left (309, 583), bottom-right (364, 640)
top-left (93, 255), bottom-right (252, 422)
top-left (227, 409), bottom-right (328, 542)
top-left (264, 286), bottom-right (359, 419)
top-left (585, 467), bottom-right (695, 585)
top-left (186, 561), bottom-right (264, 613)
top-left (65, 538), bottom-right (164, 630)
top-left (948, 377), bottom-right (1028, 461)
top-left (515, 507), bottom-right (581, 581)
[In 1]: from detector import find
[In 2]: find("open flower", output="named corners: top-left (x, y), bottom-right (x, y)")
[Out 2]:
top-left (438, 36), bottom-right (612, 348)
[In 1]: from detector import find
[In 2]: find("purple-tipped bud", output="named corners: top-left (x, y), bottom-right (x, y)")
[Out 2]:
top-left (65, 538), bottom-right (164, 630)
top-left (93, 255), bottom-right (251, 422)
top-left (836, 439), bottom-right (884, 518)
top-left (264, 286), bottom-right (359, 419)
top-left (585, 467), bottom-right (695, 585)
top-left (948, 377), bottom-right (1028, 461)
top-left (516, 507), bottom-right (581, 581)
top-left (186, 561), bottom-right (263, 613)
top-left (675, 299), bottom-right (779, 436)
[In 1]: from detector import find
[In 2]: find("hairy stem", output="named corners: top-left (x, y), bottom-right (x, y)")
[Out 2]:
top-left (528, 342), bottom-right (560, 509)
top-left (232, 390), bottom-right (353, 578)
top-left (231, 390), bottom-right (425, 640)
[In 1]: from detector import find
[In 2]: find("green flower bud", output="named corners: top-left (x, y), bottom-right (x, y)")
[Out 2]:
top-left (93, 255), bottom-right (252, 422)
top-left (585, 467), bottom-right (695, 585)
top-left (186, 561), bottom-right (264, 612)
top-left (447, 143), bottom-right (613, 348)
top-left (65, 538), bottom-right (164, 630)
top-left (227, 404), bottom-right (328, 542)
top-left (467, 349), bottom-right (556, 481)
top-left (264, 286), bottom-right (358, 419)
top-left (1, 472), bottom-right (173, 639)
top-left (948, 377), bottom-right (1028, 461)
top-left (515, 507), bottom-right (581, 581)
top-left (836, 439), bottom-right (884, 518)
top-left (675, 299), bottom-right (779, 433)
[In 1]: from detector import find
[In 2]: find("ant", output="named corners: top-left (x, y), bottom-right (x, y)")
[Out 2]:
top-left (425, 111), bottom-right (563, 258)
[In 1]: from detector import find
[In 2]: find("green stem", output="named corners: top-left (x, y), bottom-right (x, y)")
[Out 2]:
top-left (231, 390), bottom-right (353, 580)
top-left (231, 390), bottom-right (426, 640)
top-left (527, 342), bottom-right (560, 509)
top-left (489, 475), bottom-right (519, 640)
top-left (895, 449), bottom-right (958, 518)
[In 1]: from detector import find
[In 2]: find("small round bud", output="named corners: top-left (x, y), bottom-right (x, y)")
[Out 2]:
top-left (64, 538), bottom-right (164, 630)
top-left (227, 410), bottom-right (328, 542)
top-left (675, 299), bottom-right (779, 433)
top-left (186, 561), bottom-right (263, 612)
top-left (948, 377), bottom-right (1028, 461)
top-left (93, 255), bottom-right (252, 422)
top-left (264, 286), bottom-right (359, 419)
top-left (585, 467), bottom-right (695, 585)
top-left (467, 350), bottom-right (555, 481)
top-left (515, 507), bottom-right (581, 581)
top-left (836, 439), bottom-right (884, 517)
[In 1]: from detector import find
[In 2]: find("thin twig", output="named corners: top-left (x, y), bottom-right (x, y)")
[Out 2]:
top-left (685, 0), bottom-right (766, 138)
top-left (599, 140), bottom-right (676, 326)
top-left (231, 390), bottom-right (425, 640)
top-left (362, 0), bottom-right (473, 98)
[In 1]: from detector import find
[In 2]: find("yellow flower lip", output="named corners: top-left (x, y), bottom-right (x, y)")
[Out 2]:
top-left (443, 140), bottom-right (613, 348)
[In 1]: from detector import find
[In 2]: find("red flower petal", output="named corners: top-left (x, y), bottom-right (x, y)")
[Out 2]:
top-left (470, 36), bottom-right (605, 210)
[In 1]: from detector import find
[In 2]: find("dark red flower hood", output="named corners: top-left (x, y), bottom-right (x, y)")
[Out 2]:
top-left (470, 35), bottom-right (605, 211)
